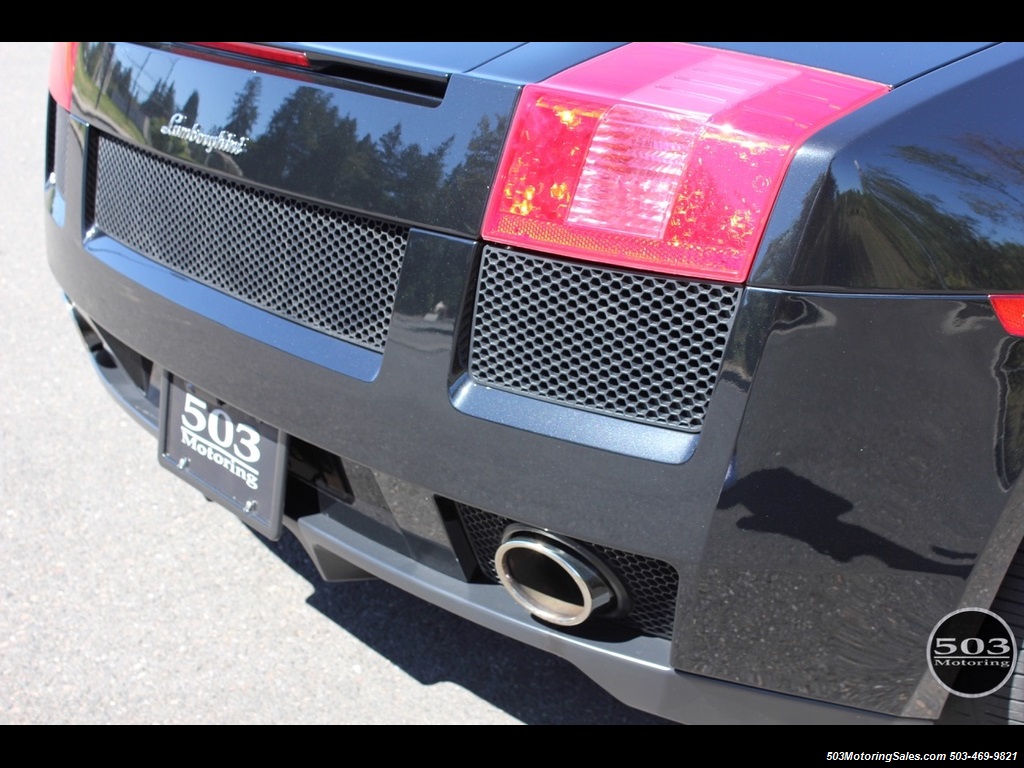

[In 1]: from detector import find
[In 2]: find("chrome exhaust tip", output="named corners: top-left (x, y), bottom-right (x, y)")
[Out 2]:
top-left (494, 526), bottom-right (627, 626)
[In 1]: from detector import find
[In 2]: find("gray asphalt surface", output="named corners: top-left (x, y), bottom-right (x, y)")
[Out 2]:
top-left (0, 42), bottom-right (670, 725)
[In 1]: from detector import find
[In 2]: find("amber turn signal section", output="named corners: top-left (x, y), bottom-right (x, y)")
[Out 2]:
top-left (482, 42), bottom-right (888, 282)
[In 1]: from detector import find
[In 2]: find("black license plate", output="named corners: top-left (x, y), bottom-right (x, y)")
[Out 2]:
top-left (159, 374), bottom-right (286, 539)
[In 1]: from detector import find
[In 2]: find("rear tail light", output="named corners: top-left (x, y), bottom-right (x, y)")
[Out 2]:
top-left (482, 42), bottom-right (888, 282)
top-left (991, 296), bottom-right (1024, 336)
top-left (190, 42), bottom-right (309, 68)
top-left (49, 42), bottom-right (78, 112)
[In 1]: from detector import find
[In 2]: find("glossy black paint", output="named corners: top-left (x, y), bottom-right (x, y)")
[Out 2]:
top-left (76, 42), bottom-right (520, 236)
top-left (752, 43), bottom-right (1024, 293)
top-left (45, 41), bottom-right (1024, 722)
top-left (680, 292), bottom-right (1020, 714)
top-left (701, 42), bottom-right (994, 86)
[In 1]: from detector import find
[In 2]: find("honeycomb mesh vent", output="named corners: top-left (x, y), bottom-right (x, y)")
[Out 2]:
top-left (469, 246), bottom-right (740, 431)
top-left (92, 136), bottom-right (409, 351)
top-left (455, 501), bottom-right (679, 639)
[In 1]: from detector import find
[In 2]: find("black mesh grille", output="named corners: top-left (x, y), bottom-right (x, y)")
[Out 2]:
top-left (47, 98), bottom-right (58, 189)
top-left (455, 502), bottom-right (679, 639)
top-left (91, 136), bottom-right (409, 351)
top-left (469, 246), bottom-right (740, 431)
top-left (59, 116), bottom-right (76, 197)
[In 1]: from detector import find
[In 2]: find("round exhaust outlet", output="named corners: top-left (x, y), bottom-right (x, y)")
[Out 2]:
top-left (494, 526), bottom-right (627, 626)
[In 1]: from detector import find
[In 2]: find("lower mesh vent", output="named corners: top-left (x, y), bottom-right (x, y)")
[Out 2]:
top-left (455, 501), bottom-right (678, 639)
top-left (468, 246), bottom-right (740, 431)
top-left (91, 135), bottom-right (409, 351)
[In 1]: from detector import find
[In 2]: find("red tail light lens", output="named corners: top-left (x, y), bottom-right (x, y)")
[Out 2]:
top-left (482, 42), bottom-right (888, 282)
top-left (191, 42), bottom-right (309, 68)
top-left (49, 42), bottom-right (78, 112)
top-left (991, 296), bottom-right (1024, 336)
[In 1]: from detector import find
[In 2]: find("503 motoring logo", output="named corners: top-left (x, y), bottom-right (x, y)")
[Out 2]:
top-left (927, 608), bottom-right (1019, 697)
top-left (179, 392), bottom-right (262, 491)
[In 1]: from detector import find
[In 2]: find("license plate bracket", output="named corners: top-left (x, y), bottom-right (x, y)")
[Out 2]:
top-left (159, 374), bottom-right (287, 539)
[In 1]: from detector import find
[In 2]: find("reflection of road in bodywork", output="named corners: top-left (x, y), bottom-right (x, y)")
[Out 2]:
top-left (720, 467), bottom-right (974, 577)
top-left (674, 288), bottom-right (1006, 715)
top-left (996, 337), bottom-right (1024, 489)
